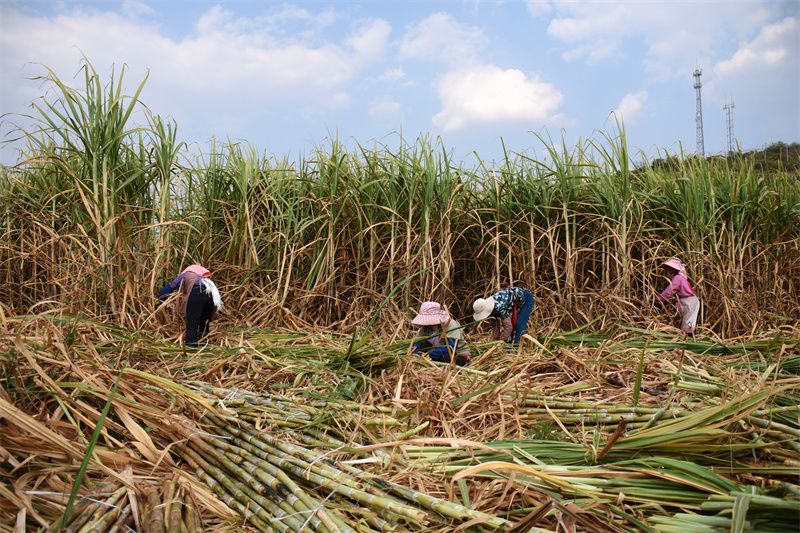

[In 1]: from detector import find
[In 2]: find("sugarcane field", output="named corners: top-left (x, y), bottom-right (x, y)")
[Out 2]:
top-left (1, 42), bottom-right (799, 533)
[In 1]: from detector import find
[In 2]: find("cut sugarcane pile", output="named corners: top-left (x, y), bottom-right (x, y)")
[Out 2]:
top-left (174, 410), bottom-right (508, 531)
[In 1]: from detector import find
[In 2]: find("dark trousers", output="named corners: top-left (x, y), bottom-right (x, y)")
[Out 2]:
top-left (185, 285), bottom-right (214, 346)
top-left (513, 288), bottom-right (535, 345)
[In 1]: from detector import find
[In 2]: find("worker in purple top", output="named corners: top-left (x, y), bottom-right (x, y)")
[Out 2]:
top-left (159, 264), bottom-right (223, 346)
top-left (657, 257), bottom-right (700, 336)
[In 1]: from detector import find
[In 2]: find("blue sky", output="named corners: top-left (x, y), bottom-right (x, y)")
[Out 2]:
top-left (1, 0), bottom-right (798, 166)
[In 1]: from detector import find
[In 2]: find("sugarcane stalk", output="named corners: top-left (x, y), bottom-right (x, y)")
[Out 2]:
top-left (368, 477), bottom-right (510, 529)
top-left (184, 443), bottom-right (301, 532)
top-left (56, 498), bottom-right (101, 533)
top-left (78, 501), bottom-right (124, 533)
top-left (168, 488), bottom-right (183, 533)
top-left (215, 443), bottom-right (331, 532)
top-left (745, 416), bottom-right (800, 439)
top-left (73, 488), bottom-right (126, 533)
top-left (222, 449), bottom-right (328, 532)
top-left (202, 436), bottom-right (338, 532)
top-left (300, 427), bottom-right (353, 450)
top-left (293, 434), bottom-right (511, 529)
top-left (162, 474), bottom-right (177, 533)
top-left (635, 406), bottom-right (672, 432)
top-left (146, 485), bottom-right (165, 533)
top-left (676, 381), bottom-right (721, 394)
top-left (186, 433), bottom-right (310, 523)
top-left (205, 419), bottom-right (428, 527)
top-left (518, 405), bottom-right (682, 416)
top-left (106, 504), bottom-right (132, 533)
top-left (182, 494), bottom-right (202, 533)
top-left (210, 423), bottom-right (356, 533)
top-left (308, 505), bottom-right (344, 533)
top-left (182, 448), bottom-right (276, 533)
top-left (518, 412), bottom-right (665, 423)
top-left (231, 433), bottom-right (427, 526)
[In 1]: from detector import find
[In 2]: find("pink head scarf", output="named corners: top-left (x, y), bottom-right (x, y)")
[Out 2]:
top-left (661, 257), bottom-right (688, 278)
top-left (182, 264), bottom-right (211, 278)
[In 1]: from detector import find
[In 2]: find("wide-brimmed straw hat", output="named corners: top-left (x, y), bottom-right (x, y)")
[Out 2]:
top-left (472, 297), bottom-right (496, 322)
top-left (661, 257), bottom-right (687, 277)
top-left (411, 301), bottom-right (450, 326)
top-left (183, 264), bottom-right (211, 277)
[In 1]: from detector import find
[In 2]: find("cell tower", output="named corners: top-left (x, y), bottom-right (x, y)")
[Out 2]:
top-left (693, 68), bottom-right (705, 157)
top-left (723, 100), bottom-right (736, 154)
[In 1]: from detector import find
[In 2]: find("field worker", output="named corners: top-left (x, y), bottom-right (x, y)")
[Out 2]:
top-left (657, 257), bottom-right (700, 336)
top-left (159, 264), bottom-right (223, 346)
top-left (472, 286), bottom-right (534, 345)
top-left (412, 301), bottom-right (471, 366)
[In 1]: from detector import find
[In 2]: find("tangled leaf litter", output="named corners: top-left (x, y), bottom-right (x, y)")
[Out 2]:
top-left (1, 315), bottom-right (798, 531)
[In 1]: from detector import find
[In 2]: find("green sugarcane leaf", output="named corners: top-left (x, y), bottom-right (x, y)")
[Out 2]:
top-left (59, 369), bottom-right (124, 529)
top-left (633, 349), bottom-right (646, 406)
top-left (730, 491), bottom-right (752, 533)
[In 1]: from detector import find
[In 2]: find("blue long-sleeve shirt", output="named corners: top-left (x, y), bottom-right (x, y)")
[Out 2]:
top-left (159, 273), bottom-right (185, 300)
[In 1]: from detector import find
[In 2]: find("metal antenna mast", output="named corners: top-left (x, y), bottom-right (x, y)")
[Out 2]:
top-left (723, 100), bottom-right (736, 154)
top-left (693, 68), bottom-right (705, 156)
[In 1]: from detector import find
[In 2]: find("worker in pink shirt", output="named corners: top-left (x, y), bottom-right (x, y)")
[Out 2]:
top-left (159, 264), bottom-right (223, 346)
top-left (657, 257), bottom-right (700, 336)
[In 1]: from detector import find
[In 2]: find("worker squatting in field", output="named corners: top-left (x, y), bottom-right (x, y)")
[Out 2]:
top-left (472, 286), bottom-right (535, 345)
top-left (411, 301), bottom-right (471, 366)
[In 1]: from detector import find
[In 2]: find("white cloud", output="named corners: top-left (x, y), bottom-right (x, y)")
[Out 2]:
top-left (714, 17), bottom-right (796, 76)
top-left (262, 4), bottom-right (313, 24)
top-left (368, 97), bottom-right (402, 120)
top-left (561, 38), bottom-right (616, 63)
top-left (122, 0), bottom-right (155, 19)
top-left (526, 1), bottom-right (553, 16)
top-left (540, 1), bottom-right (778, 76)
top-left (399, 12), bottom-right (486, 63)
top-left (375, 67), bottom-right (405, 83)
top-left (707, 15), bottom-right (798, 145)
top-left (432, 65), bottom-right (565, 132)
top-left (194, 5), bottom-right (249, 37)
top-left (328, 92), bottom-right (351, 109)
top-left (346, 19), bottom-right (391, 65)
top-left (613, 91), bottom-right (648, 123)
top-left (250, 5), bottom-right (336, 42)
top-left (0, 7), bottom-right (391, 123)
top-left (365, 67), bottom-right (415, 88)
